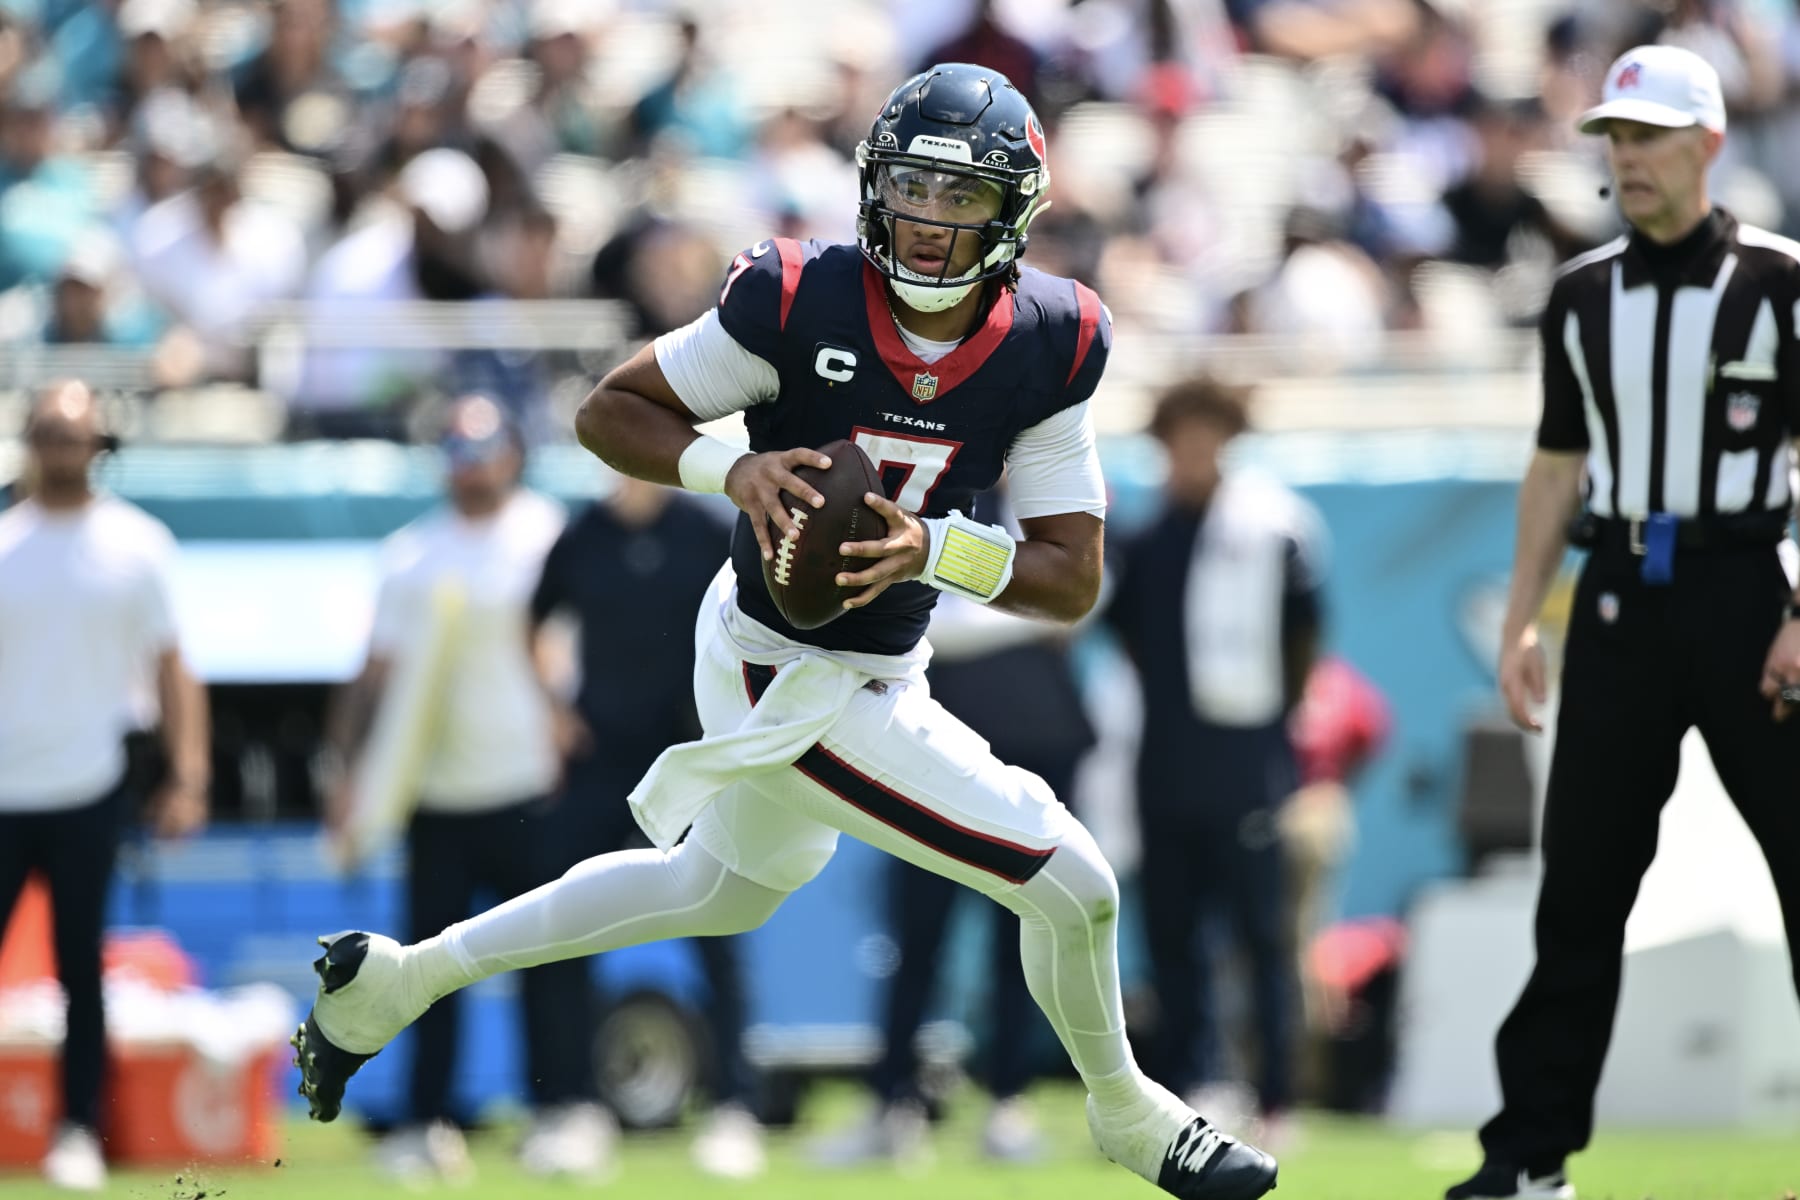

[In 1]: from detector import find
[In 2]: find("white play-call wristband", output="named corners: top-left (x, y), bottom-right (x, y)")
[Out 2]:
top-left (918, 510), bottom-right (1016, 603)
top-left (677, 434), bottom-right (746, 494)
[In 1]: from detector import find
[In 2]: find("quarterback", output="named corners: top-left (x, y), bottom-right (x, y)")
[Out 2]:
top-left (293, 63), bottom-right (1278, 1199)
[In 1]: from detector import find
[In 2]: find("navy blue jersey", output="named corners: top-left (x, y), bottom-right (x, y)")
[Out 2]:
top-left (713, 239), bottom-right (1111, 655)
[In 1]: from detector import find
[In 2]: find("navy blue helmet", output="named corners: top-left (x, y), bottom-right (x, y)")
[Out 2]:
top-left (855, 63), bottom-right (1051, 312)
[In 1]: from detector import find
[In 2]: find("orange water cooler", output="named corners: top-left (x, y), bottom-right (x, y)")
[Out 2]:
top-left (0, 876), bottom-right (283, 1168)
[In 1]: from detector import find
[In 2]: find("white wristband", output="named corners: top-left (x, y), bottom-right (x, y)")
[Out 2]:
top-left (918, 510), bottom-right (1016, 603)
top-left (677, 435), bottom-right (746, 494)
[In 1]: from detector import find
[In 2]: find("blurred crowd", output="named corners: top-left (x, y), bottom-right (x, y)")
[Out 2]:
top-left (1, 0), bottom-right (1798, 437)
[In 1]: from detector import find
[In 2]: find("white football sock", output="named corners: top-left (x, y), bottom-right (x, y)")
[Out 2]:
top-left (994, 818), bottom-right (1169, 1130)
top-left (409, 840), bottom-right (788, 1003)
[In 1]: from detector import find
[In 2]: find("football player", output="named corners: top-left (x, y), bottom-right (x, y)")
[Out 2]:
top-left (292, 62), bottom-right (1277, 1199)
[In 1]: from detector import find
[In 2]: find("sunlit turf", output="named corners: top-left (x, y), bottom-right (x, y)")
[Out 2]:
top-left (4, 1079), bottom-right (1795, 1199)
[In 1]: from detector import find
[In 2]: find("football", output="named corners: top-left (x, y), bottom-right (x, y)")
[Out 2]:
top-left (762, 439), bottom-right (889, 630)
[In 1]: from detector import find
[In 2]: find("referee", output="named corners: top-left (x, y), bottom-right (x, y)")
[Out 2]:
top-left (1447, 46), bottom-right (1800, 1200)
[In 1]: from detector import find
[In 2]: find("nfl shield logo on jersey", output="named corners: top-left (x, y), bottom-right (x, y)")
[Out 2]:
top-left (1726, 391), bottom-right (1760, 432)
top-left (912, 372), bottom-right (938, 401)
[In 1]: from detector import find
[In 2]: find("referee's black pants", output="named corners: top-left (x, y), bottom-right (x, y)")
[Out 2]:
top-left (0, 778), bottom-right (128, 1133)
top-left (1481, 542), bottom-right (1800, 1170)
top-left (406, 796), bottom-right (593, 1122)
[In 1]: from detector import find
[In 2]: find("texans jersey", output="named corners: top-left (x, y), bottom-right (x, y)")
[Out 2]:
top-left (704, 238), bottom-right (1111, 656)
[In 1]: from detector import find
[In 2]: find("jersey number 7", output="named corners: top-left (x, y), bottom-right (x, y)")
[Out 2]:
top-left (851, 427), bottom-right (963, 512)
top-left (720, 241), bottom-right (771, 305)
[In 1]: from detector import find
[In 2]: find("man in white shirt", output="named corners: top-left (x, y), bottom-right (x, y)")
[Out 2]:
top-left (322, 394), bottom-right (590, 1180)
top-left (0, 380), bottom-right (210, 1192)
top-left (128, 155), bottom-right (307, 381)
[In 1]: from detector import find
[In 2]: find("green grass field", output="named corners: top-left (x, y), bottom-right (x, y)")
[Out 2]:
top-left (4, 1082), bottom-right (1795, 1200)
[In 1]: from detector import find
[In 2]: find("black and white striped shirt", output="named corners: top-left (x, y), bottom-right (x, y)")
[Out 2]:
top-left (1538, 208), bottom-right (1800, 520)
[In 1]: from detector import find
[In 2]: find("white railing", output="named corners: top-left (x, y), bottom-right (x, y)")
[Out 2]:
top-left (251, 300), bottom-right (639, 351)
top-left (0, 301), bottom-right (1545, 441)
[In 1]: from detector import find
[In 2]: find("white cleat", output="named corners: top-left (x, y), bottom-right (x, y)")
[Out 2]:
top-left (42, 1123), bottom-right (106, 1192)
top-left (519, 1102), bottom-right (618, 1179)
top-left (981, 1096), bottom-right (1047, 1163)
top-left (291, 931), bottom-right (430, 1122)
top-left (691, 1102), bottom-right (767, 1179)
top-left (372, 1120), bottom-right (474, 1185)
top-left (808, 1098), bottom-right (933, 1170)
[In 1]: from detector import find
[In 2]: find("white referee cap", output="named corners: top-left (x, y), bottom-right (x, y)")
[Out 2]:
top-left (1579, 45), bottom-right (1726, 136)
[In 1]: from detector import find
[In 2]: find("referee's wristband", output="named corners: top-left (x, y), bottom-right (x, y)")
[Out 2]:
top-left (918, 510), bottom-right (1016, 603)
top-left (676, 435), bottom-right (746, 495)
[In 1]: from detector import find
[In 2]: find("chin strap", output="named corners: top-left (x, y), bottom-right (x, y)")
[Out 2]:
top-left (918, 509), bottom-right (1016, 603)
top-left (891, 276), bottom-right (978, 313)
top-left (889, 256), bottom-right (981, 313)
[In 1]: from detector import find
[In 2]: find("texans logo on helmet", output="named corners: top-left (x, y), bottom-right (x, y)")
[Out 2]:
top-left (1025, 114), bottom-right (1047, 162)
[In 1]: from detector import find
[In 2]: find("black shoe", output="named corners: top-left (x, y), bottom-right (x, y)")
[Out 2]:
top-left (289, 932), bottom-right (380, 1123)
top-left (1444, 1161), bottom-right (1574, 1200)
top-left (1155, 1117), bottom-right (1278, 1200)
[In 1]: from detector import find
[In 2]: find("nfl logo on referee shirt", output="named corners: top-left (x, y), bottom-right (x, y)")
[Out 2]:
top-left (1726, 391), bottom-right (1760, 432)
top-left (912, 372), bottom-right (938, 401)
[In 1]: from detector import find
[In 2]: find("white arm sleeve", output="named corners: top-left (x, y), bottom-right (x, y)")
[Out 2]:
top-left (652, 310), bottom-right (781, 421)
top-left (1006, 401), bottom-right (1108, 520)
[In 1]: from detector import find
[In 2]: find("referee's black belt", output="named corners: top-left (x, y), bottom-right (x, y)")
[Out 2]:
top-left (1570, 511), bottom-right (1791, 556)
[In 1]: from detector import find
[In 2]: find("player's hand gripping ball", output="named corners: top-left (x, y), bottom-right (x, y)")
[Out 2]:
top-left (762, 439), bottom-right (890, 629)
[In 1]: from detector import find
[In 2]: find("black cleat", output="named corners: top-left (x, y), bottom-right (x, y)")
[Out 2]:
top-left (1444, 1161), bottom-right (1574, 1200)
top-left (289, 932), bottom-right (380, 1123)
top-left (1155, 1117), bottom-right (1278, 1200)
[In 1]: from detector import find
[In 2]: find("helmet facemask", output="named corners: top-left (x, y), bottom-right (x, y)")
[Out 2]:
top-left (857, 150), bottom-right (1048, 314)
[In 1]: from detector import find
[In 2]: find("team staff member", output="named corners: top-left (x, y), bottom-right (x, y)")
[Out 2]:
top-left (324, 395), bottom-right (581, 1182)
top-left (0, 381), bottom-right (210, 1192)
top-left (1449, 46), bottom-right (1800, 1200)
top-left (1105, 376), bottom-right (1326, 1144)
top-left (528, 474), bottom-right (768, 1180)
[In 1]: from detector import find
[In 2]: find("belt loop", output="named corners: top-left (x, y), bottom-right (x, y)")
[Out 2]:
top-left (1628, 518), bottom-right (1647, 555)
